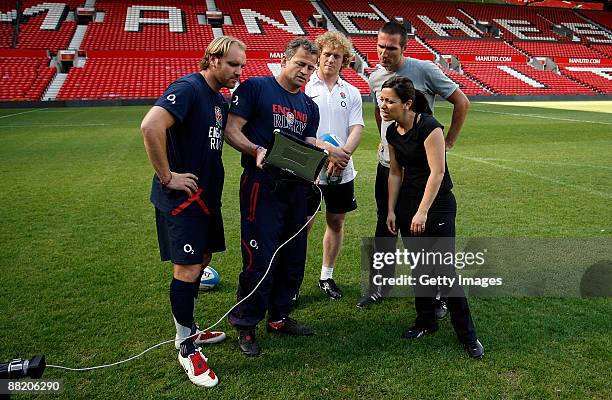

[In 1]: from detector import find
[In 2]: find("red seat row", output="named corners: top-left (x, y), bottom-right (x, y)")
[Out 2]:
top-left (0, 56), bottom-right (55, 100)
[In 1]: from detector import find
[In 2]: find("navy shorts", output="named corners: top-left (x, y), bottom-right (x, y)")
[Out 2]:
top-left (155, 208), bottom-right (225, 265)
top-left (307, 179), bottom-right (357, 216)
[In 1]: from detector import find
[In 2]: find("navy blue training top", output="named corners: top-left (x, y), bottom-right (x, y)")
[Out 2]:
top-left (150, 72), bottom-right (228, 216)
top-left (229, 76), bottom-right (320, 169)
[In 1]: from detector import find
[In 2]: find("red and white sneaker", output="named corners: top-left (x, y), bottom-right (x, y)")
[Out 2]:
top-left (193, 330), bottom-right (226, 346)
top-left (177, 347), bottom-right (219, 388)
top-left (175, 330), bottom-right (226, 350)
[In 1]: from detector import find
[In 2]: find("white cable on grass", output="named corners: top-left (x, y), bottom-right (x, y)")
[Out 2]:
top-left (47, 185), bottom-right (323, 372)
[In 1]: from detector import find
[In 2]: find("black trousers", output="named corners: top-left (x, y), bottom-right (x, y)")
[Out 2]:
top-left (398, 192), bottom-right (477, 344)
top-left (228, 169), bottom-right (308, 329)
top-left (367, 164), bottom-right (398, 295)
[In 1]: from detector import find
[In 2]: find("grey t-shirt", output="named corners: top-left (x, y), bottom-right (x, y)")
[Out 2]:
top-left (368, 57), bottom-right (458, 167)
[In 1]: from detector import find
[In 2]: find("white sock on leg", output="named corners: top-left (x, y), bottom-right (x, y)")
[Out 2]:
top-left (320, 266), bottom-right (334, 280)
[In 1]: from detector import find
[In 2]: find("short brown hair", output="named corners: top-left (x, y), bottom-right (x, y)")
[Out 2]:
top-left (315, 31), bottom-right (353, 71)
top-left (284, 38), bottom-right (319, 60)
top-left (380, 21), bottom-right (408, 47)
top-left (200, 36), bottom-right (246, 70)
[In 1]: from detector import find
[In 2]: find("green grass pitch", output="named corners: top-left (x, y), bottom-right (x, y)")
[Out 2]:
top-left (0, 101), bottom-right (610, 399)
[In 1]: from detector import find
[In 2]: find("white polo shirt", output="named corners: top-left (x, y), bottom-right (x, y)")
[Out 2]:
top-left (305, 72), bottom-right (364, 184)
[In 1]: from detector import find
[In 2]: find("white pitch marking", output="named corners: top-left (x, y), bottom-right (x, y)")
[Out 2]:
top-left (0, 123), bottom-right (108, 128)
top-left (449, 153), bottom-right (612, 200)
top-left (0, 108), bottom-right (48, 119)
top-left (436, 104), bottom-right (612, 125)
top-left (474, 157), bottom-right (612, 171)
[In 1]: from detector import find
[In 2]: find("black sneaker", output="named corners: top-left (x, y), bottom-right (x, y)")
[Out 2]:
top-left (266, 317), bottom-right (314, 336)
top-left (238, 328), bottom-right (260, 357)
top-left (434, 299), bottom-right (448, 320)
top-left (463, 339), bottom-right (484, 359)
top-left (401, 325), bottom-right (439, 339)
top-left (318, 278), bottom-right (343, 299)
top-left (356, 291), bottom-right (382, 308)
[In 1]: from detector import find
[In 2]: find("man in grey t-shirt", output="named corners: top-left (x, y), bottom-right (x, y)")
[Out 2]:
top-left (358, 21), bottom-right (470, 308)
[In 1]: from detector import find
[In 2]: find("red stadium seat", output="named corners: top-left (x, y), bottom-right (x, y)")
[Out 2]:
top-left (0, 56), bottom-right (55, 100)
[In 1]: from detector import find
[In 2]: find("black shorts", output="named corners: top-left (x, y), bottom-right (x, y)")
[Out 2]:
top-left (155, 208), bottom-right (225, 265)
top-left (307, 179), bottom-right (358, 216)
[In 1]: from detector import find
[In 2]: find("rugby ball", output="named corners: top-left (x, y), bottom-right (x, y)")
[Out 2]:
top-left (320, 133), bottom-right (343, 148)
top-left (320, 134), bottom-right (344, 185)
top-left (199, 265), bottom-right (220, 291)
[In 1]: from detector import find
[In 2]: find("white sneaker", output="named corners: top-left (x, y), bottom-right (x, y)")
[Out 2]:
top-left (175, 330), bottom-right (226, 350)
top-left (177, 348), bottom-right (219, 387)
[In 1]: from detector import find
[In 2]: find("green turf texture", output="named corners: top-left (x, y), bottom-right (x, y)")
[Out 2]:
top-left (0, 102), bottom-right (610, 399)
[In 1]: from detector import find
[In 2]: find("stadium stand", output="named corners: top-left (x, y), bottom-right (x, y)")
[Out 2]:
top-left (505, 0), bottom-right (604, 10)
top-left (512, 41), bottom-right (607, 59)
top-left (592, 45), bottom-right (612, 58)
top-left (536, 6), bottom-right (591, 26)
top-left (424, 38), bottom-right (524, 57)
top-left (222, 25), bottom-right (326, 51)
top-left (339, 67), bottom-right (369, 95)
top-left (0, 55), bottom-right (55, 100)
top-left (320, 0), bottom-right (384, 65)
top-left (0, 0), bottom-right (78, 52)
top-left (510, 63), bottom-right (596, 94)
top-left (321, 0), bottom-right (385, 33)
top-left (459, 3), bottom-right (567, 41)
top-left (56, 57), bottom-right (198, 100)
top-left (0, 0), bottom-right (610, 101)
top-left (16, 15), bottom-right (75, 52)
top-left (462, 61), bottom-right (596, 95)
top-left (218, 0), bottom-right (325, 52)
top-left (579, 10), bottom-right (612, 30)
top-left (221, 0), bottom-right (317, 24)
top-left (0, 24), bottom-right (13, 48)
top-left (561, 68), bottom-right (612, 94)
top-left (442, 67), bottom-right (492, 96)
top-left (81, 1), bottom-right (214, 51)
top-left (373, 0), bottom-right (484, 38)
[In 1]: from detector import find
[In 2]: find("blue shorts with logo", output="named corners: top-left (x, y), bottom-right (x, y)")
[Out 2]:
top-left (155, 208), bottom-right (225, 265)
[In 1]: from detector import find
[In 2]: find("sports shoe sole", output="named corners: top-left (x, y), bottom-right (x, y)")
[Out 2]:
top-left (177, 353), bottom-right (219, 388)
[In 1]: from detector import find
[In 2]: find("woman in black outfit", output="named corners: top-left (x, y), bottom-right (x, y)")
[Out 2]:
top-left (380, 76), bottom-right (484, 358)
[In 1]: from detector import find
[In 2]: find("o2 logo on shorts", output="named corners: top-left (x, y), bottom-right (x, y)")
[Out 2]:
top-left (166, 94), bottom-right (177, 104)
top-left (249, 239), bottom-right (258, 250)
top-left (183, 244), bottom-right (194, 254)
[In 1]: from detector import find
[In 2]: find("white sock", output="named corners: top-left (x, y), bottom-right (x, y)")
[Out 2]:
top-left (320, 266), bottom-right (334, 280)
top-left (173, 317), bottom-right (192, 345)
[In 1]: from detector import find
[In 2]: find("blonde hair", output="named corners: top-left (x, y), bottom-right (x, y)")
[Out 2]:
top-left (200, 36), bottom-right (246, 70)
top-left (315, 31), bottom-right (353, 71)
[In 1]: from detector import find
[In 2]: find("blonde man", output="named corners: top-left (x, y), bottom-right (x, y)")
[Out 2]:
top-left (305, 31), bottom-right (364, 299)
top-left (141, 36), bottom-right (246, 387)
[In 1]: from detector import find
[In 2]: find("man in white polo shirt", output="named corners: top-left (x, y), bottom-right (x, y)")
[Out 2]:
top-left (305, 31), bottom-right (364, 300)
